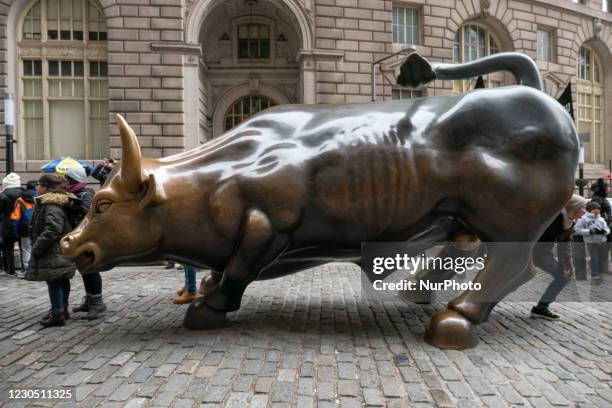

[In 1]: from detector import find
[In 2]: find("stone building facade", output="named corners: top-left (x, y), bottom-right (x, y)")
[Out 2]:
top-left (0, 0), bottom-right (611, 180)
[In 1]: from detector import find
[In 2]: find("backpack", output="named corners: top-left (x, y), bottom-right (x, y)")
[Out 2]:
top-left (10, 197), bottom-right (34, 238)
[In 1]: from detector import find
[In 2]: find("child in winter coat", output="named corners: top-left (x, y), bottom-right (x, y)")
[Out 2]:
top-left (26, 174), bottom-right (76, 327)
top-left (574, 201), bottom-right (609, 285)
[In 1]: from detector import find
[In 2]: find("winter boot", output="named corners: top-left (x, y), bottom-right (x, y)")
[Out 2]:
top-left (40, 311), bottom-right (66, 327)
top-left (84, 294), bottom-right (107, 320)
top-left (173, 291), bottom-right (198, 304)
top-left (73, 294), bottom-right (91, 313)
top-left (177, 285), bottom-right (186, 296)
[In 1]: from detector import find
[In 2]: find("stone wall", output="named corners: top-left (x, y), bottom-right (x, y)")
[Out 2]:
top-left (103, 0), bottom-right (186, 159)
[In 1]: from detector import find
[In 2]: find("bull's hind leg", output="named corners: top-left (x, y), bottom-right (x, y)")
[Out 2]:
top-left (184, 208), bottom-right (288, 330)
top-left (425, 243), bottom-right (536, 349)
top-left (406, 234), bottom-right (481, 304)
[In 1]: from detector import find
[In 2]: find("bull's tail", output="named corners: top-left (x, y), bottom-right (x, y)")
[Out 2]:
top-left (397, 52), bottom-right (543, 91)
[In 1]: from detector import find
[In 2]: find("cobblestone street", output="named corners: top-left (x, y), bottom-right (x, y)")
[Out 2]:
top-left (0, 263), bottom-right (611, 407)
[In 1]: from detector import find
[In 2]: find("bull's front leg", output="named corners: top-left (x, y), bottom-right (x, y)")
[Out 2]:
top-left (184, 208), bottom-right (288, 330)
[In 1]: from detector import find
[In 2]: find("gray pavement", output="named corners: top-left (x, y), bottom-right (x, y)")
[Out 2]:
top-left (0, 263), bottom-right (611, 407)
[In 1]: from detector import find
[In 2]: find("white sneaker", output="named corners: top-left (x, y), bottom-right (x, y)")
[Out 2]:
top-left (16, 271), bottom-right (26, 279)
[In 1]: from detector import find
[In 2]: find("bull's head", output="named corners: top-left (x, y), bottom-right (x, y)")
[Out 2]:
top-left (61, 115), bottom-right (164, 272)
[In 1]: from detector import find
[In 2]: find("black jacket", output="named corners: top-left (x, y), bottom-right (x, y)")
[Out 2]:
top-left (26, 193), bottom-right (76, 282)
top-left (535, 213), bottom-right (573, 270)
top-left (69, 186), bottom-right (95, 227)
top-left (0, 187), bottom-right (25, 237)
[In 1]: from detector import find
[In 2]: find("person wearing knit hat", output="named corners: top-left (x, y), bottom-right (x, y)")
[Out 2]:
top-left (2, 172), bottom-right (21, 191)
top-left (531, 194), bottom-right (587, 320)
top-left (0, 173), bottom-right (25, 275)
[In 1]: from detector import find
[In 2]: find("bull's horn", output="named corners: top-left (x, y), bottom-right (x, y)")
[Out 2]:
top-left (116, 114), bottom-right (144, 194)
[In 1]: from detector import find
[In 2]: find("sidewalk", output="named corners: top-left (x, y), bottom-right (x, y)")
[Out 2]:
top-left (0, 264), bottom-right (610, 407)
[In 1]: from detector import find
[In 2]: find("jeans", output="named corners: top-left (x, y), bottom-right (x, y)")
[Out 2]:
top-left (184, 265), bottom-right (198, 293)
top-left (534, 254), bottom-right (570, 309)
top-left (19, 237), bottom-right (32, 269)
top-left (82, 272), bottom-right (103, 295)
top-left (587, 242), bottom-right (608, 278)
top-left (47, 279), bottom-right (71, 313)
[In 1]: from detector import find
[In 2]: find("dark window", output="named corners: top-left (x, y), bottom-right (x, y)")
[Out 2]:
top-left (90, 61), bottom-right (99, 77)
top-left (61, 61), bottom-right (72, 76)
top-left (60, 30), bottom-right (70, 40)
top-left (34, 60), bottom-right (42, 76)
top-left (49, 60), bottom-right (59, 76)
top-left (23, 60), bottom-right (33, 76)
top-left (238, 24), bottom-right (270, 59)
top-left (48, 30), bottom-right (58, 40)
top-left (73, 31), bottom-right (83, 40)
top-left (74, 61), bottom-right (84, 77)
top-left (100, 62), bottom-right (107, 76)
top-left (89, 31), bottom-right (98, 41)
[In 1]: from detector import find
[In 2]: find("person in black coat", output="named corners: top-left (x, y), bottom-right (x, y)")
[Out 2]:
top-left (0, 173), bottom-right (25, 275)
top-left (66, 165), bottom-right (110, 320)
top-left (531, 194), bottom-right (588, 320)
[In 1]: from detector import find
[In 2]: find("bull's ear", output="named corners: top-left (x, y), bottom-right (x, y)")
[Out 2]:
top-left (116, 114), bottom-right (145, 194)
top-left (138, 174), bottom-right (161, 211)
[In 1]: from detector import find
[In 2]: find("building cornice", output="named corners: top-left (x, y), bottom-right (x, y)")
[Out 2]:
top-left (533, 0), bottom-right (612, 24)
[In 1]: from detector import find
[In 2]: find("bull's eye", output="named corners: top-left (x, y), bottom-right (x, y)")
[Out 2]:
top-left (95, 200), bottom-right (113, 214)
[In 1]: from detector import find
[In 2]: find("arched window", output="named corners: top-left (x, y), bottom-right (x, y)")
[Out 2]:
top-left (452, 24), bottom-right (501, 92)
top-left (224, 95), bottom-right (276, 131)
top-left (577, 45), bottom-right (604, 164)
top-left (19, 0), bottom-right (108, 160)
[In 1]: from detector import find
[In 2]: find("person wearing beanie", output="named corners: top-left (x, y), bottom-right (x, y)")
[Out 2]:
top-left (0, 173), bottom-right (25, 275)
top-left (574, 200), bottom-right (609, 285)
top-left (62, 168), bottom-right (108, 320)
top-left (531, 194), bottom-right (588, 320)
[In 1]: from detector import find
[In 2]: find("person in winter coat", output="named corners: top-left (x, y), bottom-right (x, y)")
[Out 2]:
top-left (574, 201), bottom-right (609, 285)
top-left (91, 158), bottom-right (116, 185)
top-left (10, 180), bottom-right (37, 277)
top-left (589, 178), bottom-right (612, 274)
top-left (26, 174), bottom-right (76, 327)
top-left (590, 178), bottom-right (612, 219)
top-left (0, 173), bottom-right (25, 275)
top-left (62, 166), bottom-right (108, 320)
top-left (531, 194), bottom-right (588, 320)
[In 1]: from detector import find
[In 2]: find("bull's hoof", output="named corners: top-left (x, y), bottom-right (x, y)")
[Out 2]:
top-left (424, 309), bottom-right (478, 350)
top-left (183, 298), bottom-right (228, 330)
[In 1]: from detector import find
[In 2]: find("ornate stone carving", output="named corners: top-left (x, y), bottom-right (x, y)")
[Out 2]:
top-left (480, 0), bottom-right (491, 17)
top-left (219, 33), bottom-right (232, 59)
top-left (594, 18), bottom-right (603, 39)
top-left (18, 45), bottom-right (106, 60)
top-left (276, 34), bottom-right (288, 60)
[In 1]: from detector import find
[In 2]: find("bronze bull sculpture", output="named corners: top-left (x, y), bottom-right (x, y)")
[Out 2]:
top-left (61, 52), bottom-right (579, 350)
